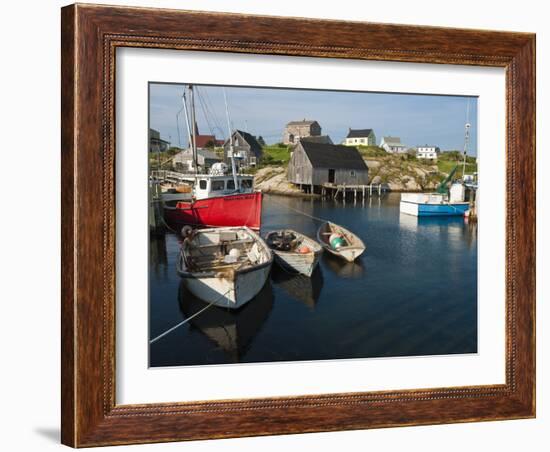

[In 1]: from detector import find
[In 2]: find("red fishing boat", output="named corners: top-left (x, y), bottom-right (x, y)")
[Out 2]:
top-left (162, 174), bottom-right (262, 230)
top-left (158, 85), bottom-right (263, 230)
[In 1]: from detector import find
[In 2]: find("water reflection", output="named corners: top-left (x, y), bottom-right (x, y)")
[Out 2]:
top-left (149, 234), bottom-right (168, 279)
top-left (150, 193), bottom-right (477, 367)
top-left (322, 253), bottom-right (365, 279)
top-left (177, 281), bottom-right (274, 363)
top-left (271, 266), bottom-right (324, 310)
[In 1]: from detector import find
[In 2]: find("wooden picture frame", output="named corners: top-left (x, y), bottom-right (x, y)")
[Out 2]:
top-left (61, 3), bottom-right (535, 447)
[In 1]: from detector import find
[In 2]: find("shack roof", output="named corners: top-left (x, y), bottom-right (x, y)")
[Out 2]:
top-left (299, 141), bottom-right (368, 171)
top-left (299, 135), bottom-right (333, 144)
top-left (346, 128), bottom-right (373, 138)
top-left (286, 119), bottom-right (319, 126)
top-left (195, 134), bottom-right (217, 148)
top-left (382, 136), bottom-right (404, 145)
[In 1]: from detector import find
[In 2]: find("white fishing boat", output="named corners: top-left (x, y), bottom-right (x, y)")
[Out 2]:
top-left (265, 230), bottom-right (323, 277)
top-left (317, 222), bottom-right (365, 263)
top-left (176, 227), bottom-right (273, 309)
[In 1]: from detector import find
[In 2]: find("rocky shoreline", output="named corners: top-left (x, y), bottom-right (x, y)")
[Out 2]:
top-left (253, 160), bottom-right (444, 197)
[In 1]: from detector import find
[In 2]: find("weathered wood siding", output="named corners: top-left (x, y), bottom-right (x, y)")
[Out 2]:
top-left (332, 168), bottom-right (369, 185)
top-left (287, 146), bottom-right (312, 184)
top-left (223, 131), bottom-right (263, 167)
top-left (288, 144), bottom-right (369, 186)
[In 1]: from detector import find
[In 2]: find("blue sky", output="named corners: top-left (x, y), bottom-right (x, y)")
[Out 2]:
top-left (149, 83), bottom-right (478, 155)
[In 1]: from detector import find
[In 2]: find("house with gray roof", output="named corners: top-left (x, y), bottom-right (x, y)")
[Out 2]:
top-left (380, 136), bottom-right (407, 153)
top-left (283, 119), bottom-right (322, 144)
top-left (223, 130), bottom-right (263, 168)
top-left (343, 128), bottom-right (376, 146)
top-left (288, 141), bottom-right (369, 188)
top-left (149, 128), bottom-right (171, 153)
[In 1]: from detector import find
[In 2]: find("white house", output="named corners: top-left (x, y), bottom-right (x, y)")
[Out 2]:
top-left (380, 136), bottom-right (407, 153)
top-left (416, 145), bottom-right (441, 160)
top-left (343, 128), bottom-right (376, 146)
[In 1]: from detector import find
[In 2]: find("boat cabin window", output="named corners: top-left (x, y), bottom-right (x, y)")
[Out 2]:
top-left (241, 179), bottom-right (253, 189)
top-left (199, 179), bottom-right (207, 190)
top-left (211, 180), bottom-right (225, 191)
top-left (226, 180), bottom-right (235, 190)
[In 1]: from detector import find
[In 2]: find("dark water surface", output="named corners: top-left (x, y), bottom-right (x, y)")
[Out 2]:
top-left (149, 193), bottom-right (477, 367)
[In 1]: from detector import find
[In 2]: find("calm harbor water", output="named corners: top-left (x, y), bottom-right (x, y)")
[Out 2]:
top-left (149, 193), bottom-right (477, 367)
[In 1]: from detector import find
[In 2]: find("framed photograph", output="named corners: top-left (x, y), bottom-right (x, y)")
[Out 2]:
top-left (61, 3), bottom-right (535, 447)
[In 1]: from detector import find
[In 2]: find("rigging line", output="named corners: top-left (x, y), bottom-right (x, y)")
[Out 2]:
top-left (149, 289), bottom-right (232, 345)
top-left (201, 86), bottom-right (224, 138)
top-left (202, 88), bottom-right (226, 141)
top-left (196, 89), bottom-right (216, 138)
top-left (267, 196), bottom-right (328, 224)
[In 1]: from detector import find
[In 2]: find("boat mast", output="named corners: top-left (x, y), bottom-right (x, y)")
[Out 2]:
top-left (188, 85), bottom-right (199, 174)
top-left (462, 100), bottom-right (471, 180)
top-left (223, 88), bottom-right (239, 191)
top-left (181, 90), bottom-right (193, 170)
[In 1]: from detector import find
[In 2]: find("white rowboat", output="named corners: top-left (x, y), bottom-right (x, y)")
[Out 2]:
top-left (176, 227), bottom-right (273, 309)
top-left (316, 222), bottom-right (365, 263)
top-left (265, 230), bottom-right (323, 277)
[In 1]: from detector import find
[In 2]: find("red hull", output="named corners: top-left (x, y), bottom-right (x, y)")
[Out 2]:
top-left (164, 192), bottom-right (263, 230)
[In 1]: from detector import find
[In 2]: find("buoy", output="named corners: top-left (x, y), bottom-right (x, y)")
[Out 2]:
top-left (329, 233), bottom-right (347, 250)
top-left (228, 248), bottom-right (241, 259)
top-left (297, 245), bottom-right (311, 254)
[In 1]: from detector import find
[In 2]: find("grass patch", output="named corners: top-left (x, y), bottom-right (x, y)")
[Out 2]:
top-left (356, 145), bottom-right (388, 157)
top-left (261, 144), bottom-right (292, 165)
top-left (437, 159), bottom-right (477, 177)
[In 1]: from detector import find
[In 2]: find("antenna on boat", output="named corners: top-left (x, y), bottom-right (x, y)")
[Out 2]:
top-left (223, 88), bottom-right (239, 191)
top-left (188, 85), bottom-right (199, 174)
top-left (462, 99), bottom-right (471, 180)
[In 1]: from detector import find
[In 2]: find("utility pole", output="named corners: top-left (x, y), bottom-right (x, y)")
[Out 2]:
top-left (462, 100), bottom-right (471, 179)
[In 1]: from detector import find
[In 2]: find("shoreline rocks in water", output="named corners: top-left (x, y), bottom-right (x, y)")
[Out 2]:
top-left (254, 167), bottom-right (319, 197)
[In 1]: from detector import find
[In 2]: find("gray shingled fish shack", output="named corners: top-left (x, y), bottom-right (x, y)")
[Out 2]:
top-left (287, 141), bottom-right (369, 192)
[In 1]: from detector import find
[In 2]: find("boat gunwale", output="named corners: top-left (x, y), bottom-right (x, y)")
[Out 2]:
top-left (264, 230), bottom-right (323, 258)
top-left (316, 222), bottom-right (365, 247)
top-left (168, 190), bottom-right (262, 207)
top-left (176, 226), bottom-right (273, 279)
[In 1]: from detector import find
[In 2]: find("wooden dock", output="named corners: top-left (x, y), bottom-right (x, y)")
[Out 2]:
top-left (149, 182), bottom-right (165, 235)
top-left (320, 183), bottom-right (387, 200)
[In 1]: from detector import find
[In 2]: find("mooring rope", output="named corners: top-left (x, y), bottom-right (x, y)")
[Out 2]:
top-left (268, 196), bottom-right (329, 224)
top-left (149, 289), bottom-right (232, 345)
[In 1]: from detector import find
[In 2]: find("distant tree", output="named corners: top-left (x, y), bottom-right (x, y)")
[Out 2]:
top-left (204, 140), bottom-right (215, 149)
top-left (166, 146), bottom-right (183, 156)
top-left (257, 136), bottom-right (266, 146)
top-left (440, 150), bottom-right (462, 161)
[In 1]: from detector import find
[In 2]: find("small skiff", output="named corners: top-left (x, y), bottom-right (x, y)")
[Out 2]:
top-left (265, 229), bottom-right (323, 277)
top-left (316, 222), bottom-right (365, 263)
top-left (176, 226), bottom-right (273, 309)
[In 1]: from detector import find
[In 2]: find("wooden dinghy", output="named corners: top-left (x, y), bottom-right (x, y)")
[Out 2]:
top-left (316, 222), bottom-right (365, 263)
top-left (177, 227), bottom-right (273, 309)
top-left (265, 229), bottom-right (323, 277)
